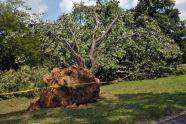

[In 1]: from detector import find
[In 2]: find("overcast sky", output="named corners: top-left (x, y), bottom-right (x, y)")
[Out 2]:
top-left (1, 0), bottom-right (186, 21)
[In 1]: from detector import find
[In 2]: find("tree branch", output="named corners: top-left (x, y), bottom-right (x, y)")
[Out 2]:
top-left (94, 32), bottom-right (137, 56)
top-left (68, 27), bottom-right (81, 56)
top-left (65, 18), bottom-right (85, 67)
top-left (115, 32), bottom-right (137, 43)
top-left (89, 13), bottom-right (119, 72)
top-left (53, 31), bottom-right (84, 67)
top-left (64, 39), bottom-right (84, 67)
top-left (89, 12), bottom-right (100, 72)
top-left (95, 16), bottom-right (118, 43)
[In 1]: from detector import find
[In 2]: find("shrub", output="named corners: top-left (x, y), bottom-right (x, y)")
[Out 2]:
top-left (175, 65), bottom-right (186, 75)
top-left (0, 66), bottom-right (48, 100)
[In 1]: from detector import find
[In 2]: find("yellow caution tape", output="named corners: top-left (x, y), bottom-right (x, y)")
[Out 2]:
top-left (0, 88), bottom-right (41, 96)
top-left (0, 81), bottom-right (109, 96)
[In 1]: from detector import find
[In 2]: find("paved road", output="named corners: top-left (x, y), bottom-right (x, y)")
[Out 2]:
top-left (153, 111), bottom-right (186, 124)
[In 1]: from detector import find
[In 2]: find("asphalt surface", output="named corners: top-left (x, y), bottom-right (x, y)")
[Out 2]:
top-left (153, 111), bottom-right (186, 124)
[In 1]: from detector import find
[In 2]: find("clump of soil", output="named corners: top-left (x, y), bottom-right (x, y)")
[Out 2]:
top-left (27, 65), bottom-right (100, 111)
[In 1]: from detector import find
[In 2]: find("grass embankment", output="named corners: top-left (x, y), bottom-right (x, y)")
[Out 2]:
top-left (0, 74), bottom-right (186, 123)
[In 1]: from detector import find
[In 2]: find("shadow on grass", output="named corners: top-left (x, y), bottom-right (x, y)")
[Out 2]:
top-left (1, 92), bottom-right (186, 124)
top-left (0, 110), bottom-right (25, 117)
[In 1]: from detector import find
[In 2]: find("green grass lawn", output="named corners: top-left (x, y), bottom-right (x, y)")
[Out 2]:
top-left (178, 64), bottom-right (186, 71)
top-left (0, 74), bottom-right (186, 124)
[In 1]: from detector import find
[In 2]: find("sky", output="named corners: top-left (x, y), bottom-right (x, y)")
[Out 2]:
top-left (1, 0), bottom-right (186, 21)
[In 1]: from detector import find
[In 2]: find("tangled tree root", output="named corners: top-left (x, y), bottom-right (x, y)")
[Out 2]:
top-left (27, 65), bottom-right (100, 111)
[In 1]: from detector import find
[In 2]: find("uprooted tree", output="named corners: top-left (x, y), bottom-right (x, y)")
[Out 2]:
top-left (38, 0), bottom-right (131, 72)
top-left (28, 0), bottom-right (128, 110)
top-left (28, 0), bottom-right (182, 110)
top-left (37, 0), bottom-right (181, 80)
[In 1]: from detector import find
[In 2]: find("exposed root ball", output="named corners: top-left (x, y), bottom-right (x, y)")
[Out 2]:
top-left (28, 65), bottom-right (100, 111)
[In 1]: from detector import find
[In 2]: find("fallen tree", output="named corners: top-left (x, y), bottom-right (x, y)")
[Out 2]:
top-left (27, 65), bottom-right (100, 111)
top-left (28, 0), bottom-right (120, 111)
top-left (27, 0), bottom-right (182, 110)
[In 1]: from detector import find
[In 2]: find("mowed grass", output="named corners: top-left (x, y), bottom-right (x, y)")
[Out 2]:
top-left (178, 64), bottom-right (186, 71)
top-left (0, 74), bottom-right (186, 124)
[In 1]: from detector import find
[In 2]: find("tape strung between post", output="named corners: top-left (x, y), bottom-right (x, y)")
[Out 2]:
top-left (0, 81), bottom-right (110, 96)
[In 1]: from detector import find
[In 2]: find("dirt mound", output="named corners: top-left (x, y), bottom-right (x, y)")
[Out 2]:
top-left (27, 65), bottom-right (100, 111)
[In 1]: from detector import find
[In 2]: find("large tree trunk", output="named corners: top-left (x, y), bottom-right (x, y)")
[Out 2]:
top-left (27, 65), bottom-right (100, 111)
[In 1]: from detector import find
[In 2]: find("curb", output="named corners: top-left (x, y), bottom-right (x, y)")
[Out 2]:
top-left (151, 111), bottom-right (186, 124)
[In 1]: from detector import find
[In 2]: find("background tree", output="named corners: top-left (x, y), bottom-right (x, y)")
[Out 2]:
top-left (133, 0), bottom-right (186, 63)
top-left (0, 0), bottom-right (43, 70)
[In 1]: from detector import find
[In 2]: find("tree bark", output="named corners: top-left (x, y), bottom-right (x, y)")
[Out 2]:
top-left (89, 14), bottom-right (119, 73)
